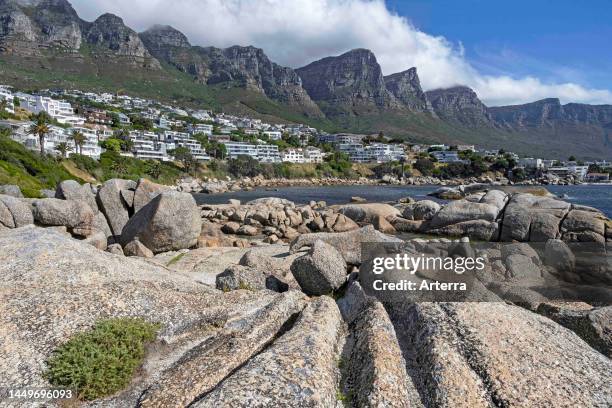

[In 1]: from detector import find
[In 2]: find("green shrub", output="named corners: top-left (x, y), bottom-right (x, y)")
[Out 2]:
top-left (44, 318), bottom-right (160, 401)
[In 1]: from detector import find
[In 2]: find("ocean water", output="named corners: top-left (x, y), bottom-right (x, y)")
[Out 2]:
top-left (194, 184), bottom-right (612, 217)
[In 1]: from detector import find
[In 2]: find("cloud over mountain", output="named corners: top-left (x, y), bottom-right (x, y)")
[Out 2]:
top-left (71, 0), bottom-right (612, 106)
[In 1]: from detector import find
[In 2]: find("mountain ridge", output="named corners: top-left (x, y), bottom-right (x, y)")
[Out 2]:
top-left (0, 0), bottom-right (611, 158)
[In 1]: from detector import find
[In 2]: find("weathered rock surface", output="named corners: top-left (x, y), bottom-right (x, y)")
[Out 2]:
top-left (388, 302), bottom-right (612, 407)
top-left (191, 297), bottom-right (342, 407)
top-left (137, 290), bottom-right (307, 407)
top-left (537, 302), bottom-right (611, 357)
top-left (0, 184), bottom-right (23, 197)
top-left (290, 240), bottom-right (347, 295)
top-left (338, 203), bottom-right (401, 223)
top-left (120, 192), bottom-right (201, 253)
top-left (0, 226), bottom-right (298, 405)
top-left (338, 282), bottom-right (417, 407)
top-left (133, 178), bottom-right (172, 212)
top-left (0, 194), bottom-right (33, 227)
top-left (124, 239), bottom-right (154, 258)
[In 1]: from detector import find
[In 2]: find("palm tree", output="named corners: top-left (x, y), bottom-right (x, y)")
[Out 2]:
top-left (27, 116), bottom-right (50, 155)
top-left (0, 99), bottom-right (7, 113)
top-left (54, 142), bottom-right (72, 158)
top-left (69, 129), bottom-right (87, 155)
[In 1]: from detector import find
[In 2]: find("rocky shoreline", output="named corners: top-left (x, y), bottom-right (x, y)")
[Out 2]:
top-left (177, 172), bottom-right (583, 194)
top-left (0, 179), bottom-right (610, 406)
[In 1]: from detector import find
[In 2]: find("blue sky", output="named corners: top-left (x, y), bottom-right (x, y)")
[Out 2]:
top-left (73, 0), bottom-right (612, 105)
top-left (388, 0), bottom-right (612, 90)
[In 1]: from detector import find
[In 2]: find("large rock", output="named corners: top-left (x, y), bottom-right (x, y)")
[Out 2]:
top-left (32, 198), bottom-right (95, 236)
top-left (133, 178), bottom-right (172, 212)
top-left (388, 302), bottom-right (612, 407)
top-left (501, 194), bottom-right (570, 242)
top-left (0, 194), bottom-right (33, 228)
top-left (120, 192), bottom-right (201, 253)
top-left (55, 180), bottom-right (98, 213)
top-left (290, 240), bottom-right (347, 295)
top-left (0, 184), bottom-right (23, 198)
top-left (290, 225), bottom-right (402, 265)
top-left (412, 200), bottom-right (441, 220)
top-left (216, 264), bottom-right (288, 292)
top-left (96, 179), bottom-right (136, 237)
top-left (430, 200), bottom-right (501, 228)
top-left (338, 203), bottom-right (401, 223)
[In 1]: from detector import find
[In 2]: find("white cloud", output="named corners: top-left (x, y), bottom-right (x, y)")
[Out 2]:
top-left (71, 0), bottom-right (612, 106)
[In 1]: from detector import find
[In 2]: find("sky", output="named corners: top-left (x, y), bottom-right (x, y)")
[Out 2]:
top-left (70, 0), bottom-right (612, 106)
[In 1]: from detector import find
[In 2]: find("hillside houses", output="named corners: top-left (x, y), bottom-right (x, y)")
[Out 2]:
top-left (0, 85), bottom-right (608, 183)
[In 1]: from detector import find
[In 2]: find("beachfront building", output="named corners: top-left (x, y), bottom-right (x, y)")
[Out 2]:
top-left (547, 165), bottom-right (589, 180)
top-left (256, 144), bottom-right (281, 163)
top-left (223, 142), bottom-right (259, 159)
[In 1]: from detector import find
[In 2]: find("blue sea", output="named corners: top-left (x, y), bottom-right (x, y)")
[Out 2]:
top-left (194, 184), bottom-right (612, 217)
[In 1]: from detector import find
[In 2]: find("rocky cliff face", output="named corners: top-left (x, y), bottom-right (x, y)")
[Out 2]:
top-left (296, 49), bottom-right (396, 114)
top-left (0, 1), bottom-right (160, 68)
top-left (84, 13), bottom-right (160, 68)
top-left (425, 86), bottom-right (493, 127)
top-left (0, 0), bottom-right (82, 54)
top-left (139, 26), bottom-right (324, 117)
top-left (490, 98), bottom-right (612, 130)
top-left (384, 68), bottom-right (435, 114)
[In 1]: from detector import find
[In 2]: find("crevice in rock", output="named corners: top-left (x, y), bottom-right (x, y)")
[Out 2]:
top-left (185, 310), bottom-right (302, 407)
top-left (495, 193), bottom-right (513, 242)
top-left (438, 304), bottom-right (509, 408)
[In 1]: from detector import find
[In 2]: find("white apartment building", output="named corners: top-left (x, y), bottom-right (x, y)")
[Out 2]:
top-left (282, 148), bottom-right (305, 163)
top-left (70, 126), bottom-right (102, 157)
top-left (19, 95), bottom-right (84, 126)
top-left (304, 146), bottom-right (323, 163)
top-left (223, 142), bottom-right (259, 159)
top-left (366, 143), bottom-right (405, 163)
top-left (163, 130), bottom-right (210, 161)
top-left (518, 158), bottom-right (544, 169)
top-left (256, 144), bottom-right (281, 163)
top-left (547, 165), bottom-right (589, 180)
top-left (130, 131), bottom-right (168, 161)
top-left (189, 123), bottom-right (213, 136)
top-left (337, 143), bottom-right (369, 163)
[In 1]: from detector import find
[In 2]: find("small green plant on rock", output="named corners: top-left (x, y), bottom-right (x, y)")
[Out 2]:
top-left (45, 318), bottom-right (160, 401)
